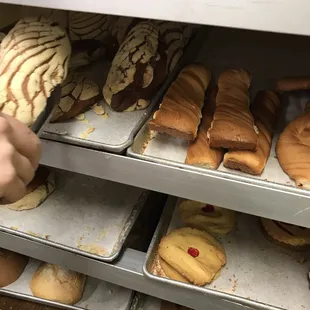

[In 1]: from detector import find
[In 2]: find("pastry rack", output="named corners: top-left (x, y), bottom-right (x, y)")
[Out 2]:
top-left (0, 2), bottom-right (310, 310)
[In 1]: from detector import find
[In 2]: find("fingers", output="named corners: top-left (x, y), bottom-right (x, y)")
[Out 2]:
top-left (13, 151), bottom-right (35, 185)
top-left (0, 175), bottom-right (26, 203)
top-left (0, 113), bottom-right (41, 169)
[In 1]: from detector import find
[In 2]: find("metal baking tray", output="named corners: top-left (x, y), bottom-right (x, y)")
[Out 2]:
top-left (0, 169), bottom-right (148, 262)
top-left (127, 27), bottom-right (310, 194)
top-left (41, 30), bottom-right (207, 154)
top-left (1, 259), bottom-right (134, 310)
top-left (143, 197), bottom-right (310, 310)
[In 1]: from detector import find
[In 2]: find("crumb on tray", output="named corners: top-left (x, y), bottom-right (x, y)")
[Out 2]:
top-left (79, 126), bottom-right (95, 139)
top-left (77, 244), bottom-right (107, 256)
top-left (74, 113), bottom-right (85, 121)
top-left (92, 103), bottom-right (105, 115)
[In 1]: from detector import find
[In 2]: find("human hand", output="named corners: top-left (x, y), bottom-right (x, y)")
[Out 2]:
top-left (0, 113), bottom-right (41, 203)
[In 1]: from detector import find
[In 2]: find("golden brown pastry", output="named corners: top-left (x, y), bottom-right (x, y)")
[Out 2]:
top-left (51, 72), bottom-right (101, 122)
top-left (185, 87), bottom-right (224, 168)
top-left (103, 21), bottom-right (166, 112)
top-left (0, 249), bottom-right (28, 287)
top-left (179, 200), bottom-right (236, 234)
top-left (276, 103), bottom-right (310, 189)
top-left (261, 218), bottom-right (310, 249)
top-left (154, 227), bottom-right (226, 286)
top-left (149, 63), bottom-right (211, 141)
top-left (224, 91), bottom-right (280, 175)
top-left (3, 167), bottom-right (55, 211)
top-left (208, 69), bottom-right (258, 150)
top-left (0, 17), bottom-right (71, 126)
top-left (275, 77), bottom-right (310, 92)
top-left (30, 263), bottom-right (86, 305)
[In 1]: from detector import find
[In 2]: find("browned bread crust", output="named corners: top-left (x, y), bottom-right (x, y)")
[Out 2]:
top-left (149, 63), bottom-right (211, 141)
top-left (275, 77), bottom-right (310, 92)
top-left (208, 69), bottom-right (257, 150)
top-left (224, 91), bottom-right (280, 175)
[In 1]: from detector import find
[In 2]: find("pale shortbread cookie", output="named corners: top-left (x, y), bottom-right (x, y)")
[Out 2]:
top-left (0, 17), bottom-right (71, 126)
top-left (51, 72), bottom-right (100, 122)
top-left (30, 263), bottom-right (86, 305)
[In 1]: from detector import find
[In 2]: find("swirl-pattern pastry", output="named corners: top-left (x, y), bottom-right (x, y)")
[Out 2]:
top-left (208, 69), bottom-right (258, 150)
top-left (155, 227), bottom-right (226, 286)
top-left (149, 63), bottom-right (211, 140)
top-left (261, 218), bottom-right (310, 248)
top-left (224, 91), bottom-right (280, 175)
top-left (276, 103), bottom-right (310, 189)
top-left (179, 200), bottom-right (236, 234)
top-left (0, 17), bottom-right (71, 126)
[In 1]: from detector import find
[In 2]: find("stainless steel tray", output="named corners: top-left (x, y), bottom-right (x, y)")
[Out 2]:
top-left (1, 259), bottom-right (134, 310)
top-left (41, 30), bottom-right (207, 154)
top-left (127, 26), bottom-right (310, 195)
top-left (0, 169), bottom-right (148, 262)
top-left (143, 197), bottom-right (310, 310)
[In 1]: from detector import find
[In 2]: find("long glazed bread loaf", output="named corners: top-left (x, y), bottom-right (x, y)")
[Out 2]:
top-left (51, 72), bottom-right (101, 122)
top-left (185, 87), bottom-right (224, 168)
top-left (149, 63), bottom-right (211, 141)
top-left (103, 21), bottom-right (166, 112)
top-left (276, 103), bottom-right (310, 189)
top-left (30, 263), bottom-right (86, 305)
top-left (224, 91), bottom-right (280, 175)
top-left (275, 77), bottom-right (310, 92)
top-left (208, 69), bottom-right (258, 150)
top-left (0, 17), bottom-right (71, 126)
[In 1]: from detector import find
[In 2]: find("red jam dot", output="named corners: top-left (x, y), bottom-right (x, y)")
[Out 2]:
top-left (201, 204), bottom-right (215, 213)
top-left (187, 247), bottom-right (199, 257)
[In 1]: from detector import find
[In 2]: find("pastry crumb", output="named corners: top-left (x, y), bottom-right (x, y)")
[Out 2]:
top-left (79, 126), bottom-right (95, 139)
top-left (78, 244), bottom-right (107, 256)
top-left (74, 113), bottom-right (85, 121)
top-left (27, 231), bottom-right (41, 237)
top-left (10, 226), bottom-right (19, 230)
top-left (92, 103), bottom-right (105, 115)
top-left (45, 234), bottom-right (51, 240)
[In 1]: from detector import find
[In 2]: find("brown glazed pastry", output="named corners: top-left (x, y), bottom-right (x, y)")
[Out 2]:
top-left (0, 17), bottom-right (71, 126)
top-left (103, 21), bottom-right (166, 112)
top-left (0, 249), bottom-right (28, 287)
top-left (185, 87), bottom-right (224, 168)
top-left (51, 72), bottom-right (101, 122)
top-left (179, 199), bottom-right (236, 234)
top-left (224, 91), bottom-right (280, 175)
top-left (275, 77), bottom-right (310, 92)
top-left (208, 69), bottom-right (258, 150)
top-left (30, 263), bottom-right (86, 305)
top-left (3, 167), bottom-right (55, 211)
top-left (149, 64), bottom-right (211, 141)
top-left (276, 103), bottom-right (310, 189)
top-left (154, 227), bottom-right (226, 286)
top-left (161, 300), bottom-right (192, 310)
top-left (261, 218), bottom-right (310, 249)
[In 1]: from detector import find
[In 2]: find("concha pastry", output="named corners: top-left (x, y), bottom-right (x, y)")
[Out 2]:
top-left (154, 227), bottom-right (226, 286)
top-left (0, 17), bottom-right (71, 126)
top-left (261, 218), bottom-right (310, 249)
top-left (276, 103), bottom-right (310, 189)
top-left (103, 21), bottom-right (166, 112)
top-left (179, 200), bottom-right (236, 234)
top-left (3, 167), bottom-right (55, 211)
top-left (51, 72), bottom-right (101, 122)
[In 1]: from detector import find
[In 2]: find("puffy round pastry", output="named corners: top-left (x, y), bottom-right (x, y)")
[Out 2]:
top-left (30, 263), bottom-right (86, 305)
top-left (276, 109), bottom-right (310, 189)
top-left (261, 218), bottom-right (310, 249)
top-left (179, 200), bottom-right (236, 234)
top-left (157, 227), bottom-right (226, 286)
top-left (0, 249), bottom-right (28, 287)
top-left (4, 167), bottom-right (55, 211)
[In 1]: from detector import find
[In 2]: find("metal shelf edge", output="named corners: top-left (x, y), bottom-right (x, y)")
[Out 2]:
top-left (1, 0), bottom-right (310, 37)
top-left (0, 231), bottom-right (243, 310)
top-left (40, 139), bottom-right (310, 228)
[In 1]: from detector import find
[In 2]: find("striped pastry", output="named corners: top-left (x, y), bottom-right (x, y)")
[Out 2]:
top-left (103, 21), bottom-right (166, 112)
top-left (51, 72), bottom-right (101, 122)
top-left (0, 17), bottom-right (71, 126)
top-left (69, 12), bottom-right (115, 42)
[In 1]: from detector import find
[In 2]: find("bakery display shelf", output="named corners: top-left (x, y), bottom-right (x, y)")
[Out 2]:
top-left (41, 29), bottom-right (206, 154)
top-left (0, 169), bottom-right (148, 262)
top-left (0, 231), bottom-right (261, 310)
top-left (0, 259), bottom-right (134, 310)
top-left (144, 197), bottom-right (310, 310)
top-left (1, 0), bottom-right (310, 37)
